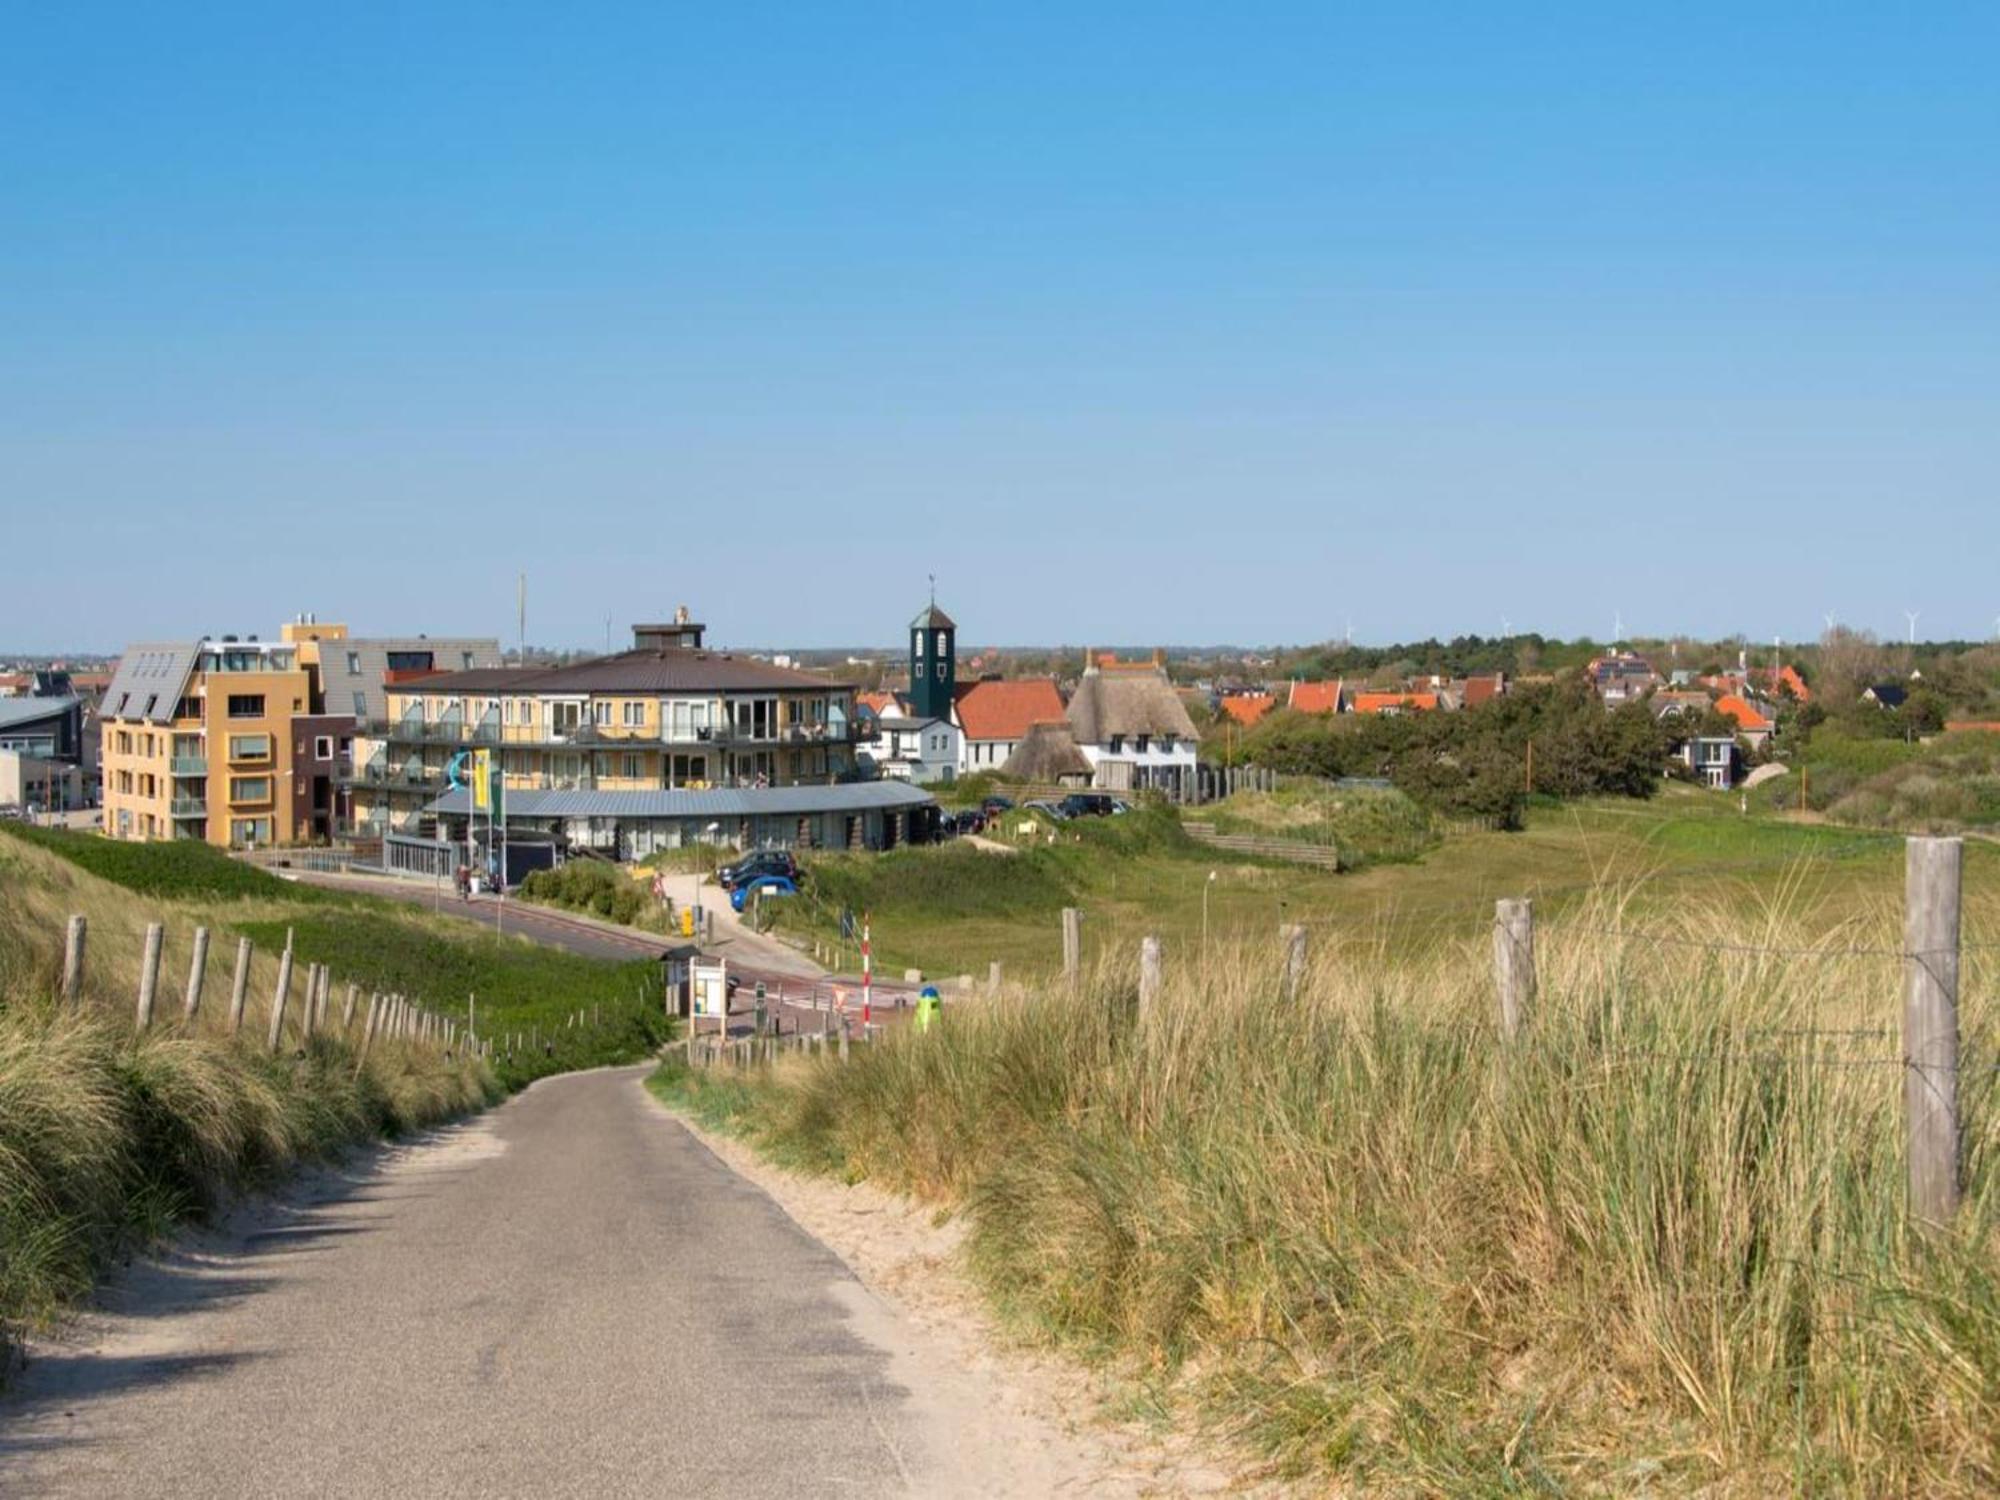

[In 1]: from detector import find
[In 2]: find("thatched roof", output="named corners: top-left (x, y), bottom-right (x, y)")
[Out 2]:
top-left (1065, 664), bottom-right (1199, 746)
top-left (1000, 720), bottom-right (1092, 783)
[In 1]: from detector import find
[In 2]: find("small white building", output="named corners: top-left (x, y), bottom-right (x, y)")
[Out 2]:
top-left (1064, 653), bottom-right (1199, 794)
top-left (861, 715), bottom-right (960, 785)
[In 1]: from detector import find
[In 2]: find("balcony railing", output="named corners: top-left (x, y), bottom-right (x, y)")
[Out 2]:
top-left (170, 798), bottom-right (207, 818)
top-left (170, 755), bottom-right (207, 775)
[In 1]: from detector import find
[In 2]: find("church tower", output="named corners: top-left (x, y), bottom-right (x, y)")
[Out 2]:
top-left (909, 595), bottom-right (956, 721)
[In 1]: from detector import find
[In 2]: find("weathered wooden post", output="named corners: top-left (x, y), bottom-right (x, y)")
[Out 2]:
top-left (299, 964), bottom-right (318, 1041)
top-left (1904, 836), bottom-right (1962, 1224)
top-left (267, 948), bottom-right (295, 1053)
top-left (988, 960), bottom-right (1002, 993)
top-left (183, 926), bottom-right (210, 1023)
top-left (62, 914), bottom-right (88, 1006)
top-left (1138, 935), bottom-right (1162, 1017)
top-left (135, 922), bottom-right (164, 1030)
top-left (342, 982), bottom-right (358, 1031)
top-left (228, 937), bottom-right (253, 1034)
top-left (1280, 923), bottom-right (1307, 1001)
top-left (358, 993), bottom-right (381, 1066)
top-left (1492, 899), bottom-right (1534, 1040)
top-left (1062, 907), bottom-right (1082, 980)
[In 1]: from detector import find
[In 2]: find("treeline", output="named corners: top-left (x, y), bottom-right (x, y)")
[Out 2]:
top-left (1237, 679), bottom-right (1670, 826)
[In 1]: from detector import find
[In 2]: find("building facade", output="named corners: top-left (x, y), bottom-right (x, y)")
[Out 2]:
top-left (1065, 652), bottom-right (1200, 793)
top-left (99, 638), bottom-right (316, 845)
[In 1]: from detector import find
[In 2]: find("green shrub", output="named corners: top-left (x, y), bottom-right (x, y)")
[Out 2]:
top-left (0, 822), bottom-right (331, 904)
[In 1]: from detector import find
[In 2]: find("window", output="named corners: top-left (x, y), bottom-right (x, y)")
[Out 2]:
top-left (593, 700), bottom-right (611, 726)
top-left (228, 733), bottom-right (271, 761)
top-left (461, 651), bottom-right (474, 669)
top-left (936, 630), bottom-right (947, 656)
top-left (914, 662), bottom-right (925, 678)
top-left (623, 752), bottom-right (642, 780)
top-left (502, 699), bottom-right (513, 725)
top-left (227, 694), bottom-right (265, 718)
top-left (353, 691), bottom-right (368, 715)
top-left (314, 736), bottom-right (333, 760)
top-left (143, 694), bottom-right (157, 717)
top-left (229, 817), bottom-right (273, 846)
top-left (622, 701), bottom-right (644, 727)
top-left (346, 651), bottom-right (360, 674)
top-left (1136, 735), bottom-right (1150, 753)
top-left (230, 776), bottom-right (273, 803)
top-left (1109, 734), bottom-right (1124, 754)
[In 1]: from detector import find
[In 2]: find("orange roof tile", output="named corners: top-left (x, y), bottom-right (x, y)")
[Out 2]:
top-left (856, 690), bottom-right (903, 717)
top-left (953, 677), bottom-right (1067, 741)
top-left (1352, 691), bottom-right (1438, 714)
top-left (1462, 674), bottom-right (1504, 707)
top-left (1287, 679), bottom-right (1343, 714)
top-left (1219, 693), bottom-right (1275, 727)
top-left (1714, 694), bottom-right (1772, 732)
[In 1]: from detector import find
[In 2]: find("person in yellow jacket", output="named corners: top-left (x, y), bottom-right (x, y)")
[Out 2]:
top-left (915, 984), bottom-right (941, 1034)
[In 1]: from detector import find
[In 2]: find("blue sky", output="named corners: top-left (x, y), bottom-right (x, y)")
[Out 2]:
top-left (3, 4), bottom-right (1996, 655)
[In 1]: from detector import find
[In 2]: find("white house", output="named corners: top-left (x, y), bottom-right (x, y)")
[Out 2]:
top-left (861, 714), bottom-right (960, 785)
top-left (951, 676), bottom-right (1068, 774)
top-left (1064, 652), bottom-right (1199, 794)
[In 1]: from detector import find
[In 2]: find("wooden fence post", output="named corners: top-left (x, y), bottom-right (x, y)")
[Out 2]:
top-left (228, 938), bottom-right (252, 1034)
top-left (267, 949), bottom-right (294, 1053)
top-left (183, 926), bottom-right (210, 1023)
top-left (358, 993), bottom-right (380, 1065)
top-left (1280, 923), bottom-right (1307, 1001)
top-left (988, 960), bottom-right (1002, 994)
top-left (299, 964), bottom-right (319, 1041)
top-left (1492, 899), bottom-right (1534, 1040)
top-left (136, 922), bottom-right (164, 1030)
top-left (1138, 935), bottom-right (1162, 1016)
top-left (342, 983), bottom-right (358, 1031)
top-left (62, 914), bottom-right (88, 1006)
top-left (1062, 907), bottom-right (1082, 979)
top-left (1904, 836), bottom-right (1962, 1224)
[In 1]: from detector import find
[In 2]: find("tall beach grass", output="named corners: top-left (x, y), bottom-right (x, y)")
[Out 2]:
top-left (660, 884), bottom-right (2000, 1493)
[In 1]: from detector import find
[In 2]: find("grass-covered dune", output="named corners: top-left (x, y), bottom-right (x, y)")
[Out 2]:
top-left (657, 889), bottom-right (2000, 1494)
top-left (0, 824), bottom-right (670, 1355)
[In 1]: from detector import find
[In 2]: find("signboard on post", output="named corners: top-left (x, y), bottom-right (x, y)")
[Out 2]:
top-left (690, 960), bottom-right (729, 1033)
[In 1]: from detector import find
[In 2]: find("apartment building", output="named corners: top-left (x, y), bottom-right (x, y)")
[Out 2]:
top-left (99, 638), bottom-right (314, 845)
top-left (99, 616), bottom-right (502, 847)
top-left (375, 616), bottom-right (932, 856)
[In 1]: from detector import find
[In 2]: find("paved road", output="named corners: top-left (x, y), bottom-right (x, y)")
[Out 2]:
top-left (0, 1068), bottom-right (1011, 1497)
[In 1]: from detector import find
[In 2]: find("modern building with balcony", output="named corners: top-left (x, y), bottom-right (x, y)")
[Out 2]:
top-left (99, 615), bottom-right (502, 847)
top-left (374, 614), bottom-right (933, 856)
top-left (99, 637), bottom-right (315, 846)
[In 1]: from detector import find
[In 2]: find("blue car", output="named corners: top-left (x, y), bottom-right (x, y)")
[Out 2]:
top-left (731, 874), bottom-right (798, 912)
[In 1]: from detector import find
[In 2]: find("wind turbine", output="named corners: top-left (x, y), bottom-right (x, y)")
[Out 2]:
top-left (1905, 610), bottom-right (1920, 646)
top-left (1823, 610), bottom-right (1837, 632)
top-left (1613, 609), bottom-right (1624, 645)
top-left (1500, 614), bottom-right (1512, 638)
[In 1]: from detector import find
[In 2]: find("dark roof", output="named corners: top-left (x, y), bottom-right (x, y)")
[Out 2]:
top-left (1866, 682), bottom-right (1908, 708)
top-left (910, 603), bottom-right (956, 631)
top-left (317, 637), bottom-right (504, 718)
top-left (0, 695), bottom-right (81, 730)
top-left (427, 781), bottom-right (933, 819)
top-left (406, 649), bottom-right (852, 697)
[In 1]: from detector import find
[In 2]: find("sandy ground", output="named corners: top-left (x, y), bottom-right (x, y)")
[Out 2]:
top-left (652, 1092), bottom-right (1256, 1497)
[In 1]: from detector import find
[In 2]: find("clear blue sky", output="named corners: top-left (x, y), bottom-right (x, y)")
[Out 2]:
top-left (3, 4), bottom-right (1996, 655)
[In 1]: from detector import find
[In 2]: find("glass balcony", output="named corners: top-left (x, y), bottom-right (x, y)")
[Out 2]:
top-left (170, 756), bottom-right (207, 775)
top-left (170, 798), bottom-right (207, 818)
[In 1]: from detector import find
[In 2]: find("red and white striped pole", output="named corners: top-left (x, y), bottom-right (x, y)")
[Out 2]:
top-left (861, 911), bottom-right (872, 1029)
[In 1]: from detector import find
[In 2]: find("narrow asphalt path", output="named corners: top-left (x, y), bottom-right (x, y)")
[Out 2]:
top-left (0, 1067), bottom-right (1027, 1497)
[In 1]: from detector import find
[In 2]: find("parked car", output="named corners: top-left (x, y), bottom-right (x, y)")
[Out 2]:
top-left (1022, 799), bottom-right (1069, 821)
top-left (1058, 793), bottom-right (1120, 819)
top-left (944, 809), bottom-right (985, 837)
top-left (980, 794), bottom-right (1015, 816)
top-left (718, 849), bottom-right (798, 891)
top-left (731, 874), bottom-right (798, 912)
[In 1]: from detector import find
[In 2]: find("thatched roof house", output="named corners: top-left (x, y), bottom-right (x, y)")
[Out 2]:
top-left (999, 720), bottom-right (1092, 785)
top-left (1064, 653), bottom-right (1201, 793)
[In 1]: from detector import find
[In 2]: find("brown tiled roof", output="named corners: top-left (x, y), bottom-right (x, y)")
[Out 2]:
top-left (1287, 680), bottom-right (1342, 714)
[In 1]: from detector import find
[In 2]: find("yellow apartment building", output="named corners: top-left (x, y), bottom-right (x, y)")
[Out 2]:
top-left (99, 638), bottom-right (314, 846)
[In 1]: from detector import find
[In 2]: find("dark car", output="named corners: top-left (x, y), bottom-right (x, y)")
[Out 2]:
top-left (980, 795), bottom-right (1015, 816)
top-left (1058, 793), bottom-right (1118, 819)
top-left (718, 849), bottom-right (798, 891)
top-left (947, 809), bottom-right (986, 837)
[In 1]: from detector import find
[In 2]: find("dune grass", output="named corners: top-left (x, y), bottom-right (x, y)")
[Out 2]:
top-left (0, 826), bottom-right (664, 1358)
top-left (654, 885), bottom-right (2000, 1494)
